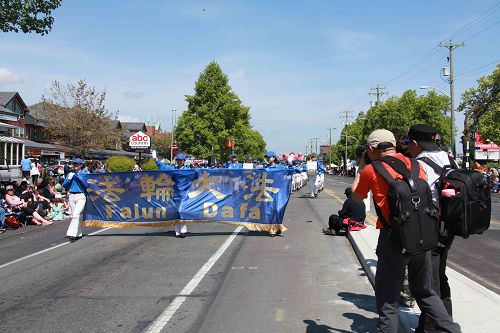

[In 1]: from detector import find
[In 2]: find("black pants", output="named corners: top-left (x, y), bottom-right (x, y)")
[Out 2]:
top-left (328, 214), bottom-right (344, 232)
top-left (416, 236), bottom-right (455, 333)
top-left (375, 229), bottom-right (460, 333)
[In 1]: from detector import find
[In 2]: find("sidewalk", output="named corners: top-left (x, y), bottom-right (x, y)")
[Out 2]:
top-left (349, 224), bottom-right (500, 332)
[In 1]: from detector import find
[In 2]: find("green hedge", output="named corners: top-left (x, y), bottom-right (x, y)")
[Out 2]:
top-left (141, 159), bottom-right (159, 171)
top-left (106, 156), bottom-right (136, 172)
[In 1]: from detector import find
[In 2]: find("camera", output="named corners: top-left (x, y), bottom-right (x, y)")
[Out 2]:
top-left (355, 144), bottom-right (371, 165)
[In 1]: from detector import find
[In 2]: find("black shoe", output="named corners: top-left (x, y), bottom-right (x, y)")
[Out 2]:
top-left (69, 236), bottom-right (78, 242)
top-left (180, 233), bottom-right (187, 238)
top-left (276, 230), bottom-right (282, 236)
top-left (269, 232), bottom-right (275, 237)
top-left (175, 234), bottom-right (181, 238)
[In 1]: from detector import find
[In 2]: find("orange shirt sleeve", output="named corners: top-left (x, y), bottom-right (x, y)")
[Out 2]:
top-left (354, 165), bottom-right (374, 200)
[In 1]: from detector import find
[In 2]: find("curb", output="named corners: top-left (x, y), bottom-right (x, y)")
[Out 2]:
top-left (348, 225), bottom-right (419, 332)
top-left (348, 225), bottom-right (500, 333)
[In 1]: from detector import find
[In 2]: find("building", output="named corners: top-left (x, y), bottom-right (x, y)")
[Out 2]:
top-left (475, 133), bottom-right (499, 162)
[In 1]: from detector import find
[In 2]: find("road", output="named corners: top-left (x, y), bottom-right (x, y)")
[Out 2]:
top-left (0, 183), bottom-right (377, 333)
top-left (324, 174), bottom-right (500, 295)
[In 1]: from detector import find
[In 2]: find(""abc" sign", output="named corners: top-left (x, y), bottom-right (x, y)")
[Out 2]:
top-left (129, 131), bottom-right (151, 148)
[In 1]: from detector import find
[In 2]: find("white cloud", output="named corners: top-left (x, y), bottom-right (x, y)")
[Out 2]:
top-left (0, 68), bottom-right (23, 85)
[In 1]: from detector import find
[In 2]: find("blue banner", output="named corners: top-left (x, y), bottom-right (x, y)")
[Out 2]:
top-left (76, 169), bottom-right (293, 232)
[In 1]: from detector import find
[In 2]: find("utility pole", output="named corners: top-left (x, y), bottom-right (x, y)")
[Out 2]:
top-left (439, 40), bottom-right (464, 158)
top-left (312, 137), bottom-right (320, 156)
top-left (309, 139), bottom-right (314, 156)
top-left (170, 109), bottom-right (176, 161)
top-left (369, 85), bottom-right (388, 105)
top-left (327, 127), bottom-right (336, 166)
top-left (340, 110), bottom-right (353, 171)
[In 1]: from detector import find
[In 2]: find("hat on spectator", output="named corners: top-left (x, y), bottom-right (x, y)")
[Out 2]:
top-left (408, 124), bottom-right (440, 151)
top-left (73, 158), bottom-right (84, 165)
top-left (265, 151), bottom-right (277, 158)
top-left (247, 156), bottom-right (253, 162)
top-left (176, 153), bottom-right (186, 160)
top-left (6, 185), bottom-right (14, 191)
top-left (231, 153), bottom-right (238, 158)
top-left (367, 129), bottom-right (396, 149)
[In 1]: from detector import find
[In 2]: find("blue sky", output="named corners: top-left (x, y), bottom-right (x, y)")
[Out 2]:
top-left (1, 0), bottom-right (499, 154)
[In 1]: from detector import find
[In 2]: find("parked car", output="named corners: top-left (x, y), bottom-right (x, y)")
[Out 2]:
top-left (47, 159), bottom-right (70, 175)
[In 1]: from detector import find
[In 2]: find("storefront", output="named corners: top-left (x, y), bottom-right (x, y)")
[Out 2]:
top-left (24, 139), bottom-right (68, 165)
top-left (0, 135), bottom-right (24, 180)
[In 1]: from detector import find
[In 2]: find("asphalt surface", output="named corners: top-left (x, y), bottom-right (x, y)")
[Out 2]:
top-left (0, 183), bottom-right (377, 333)
top-left (325, 174), bottom-right (500, 295)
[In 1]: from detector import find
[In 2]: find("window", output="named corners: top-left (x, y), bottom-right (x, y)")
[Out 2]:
top-left (6, 143), bottom-right (11, 165)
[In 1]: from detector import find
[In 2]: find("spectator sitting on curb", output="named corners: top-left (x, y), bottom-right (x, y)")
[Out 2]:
top-left (322, 187), bottom-right (366, 235)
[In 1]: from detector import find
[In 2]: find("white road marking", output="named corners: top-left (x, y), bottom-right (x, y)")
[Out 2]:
top-left (0, 227), bottom-right (112, 270)
top-left (145, 226), bottom-right (244, 333)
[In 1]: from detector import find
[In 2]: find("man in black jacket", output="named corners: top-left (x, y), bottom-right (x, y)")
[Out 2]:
top-left (323, 187), bottom-right (366, 235)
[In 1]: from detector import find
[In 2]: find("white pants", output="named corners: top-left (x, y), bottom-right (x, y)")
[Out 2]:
top-left (175, 223), bottom-right (187, 235)
top-left (309, 174), bottom-right (318, 196)
top-left (66, 193), bottom-right (86, 237)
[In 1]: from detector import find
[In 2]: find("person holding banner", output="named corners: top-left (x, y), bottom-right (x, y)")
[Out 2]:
top-left (64, 158), bottom-right (89, 242)
top-left (174, 153), bottom-right (189, 238)
top-left (226, 153), bottom-right (242, 169)
top-left (265, 151), bottom-right (285, 170)
top-left (155, 158), bottom-right (174, 171)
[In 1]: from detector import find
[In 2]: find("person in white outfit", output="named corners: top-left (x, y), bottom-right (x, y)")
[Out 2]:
top-left (63, 158), bottom-right (89, 242)
top-left (306, 154), bottom-right (319, 198)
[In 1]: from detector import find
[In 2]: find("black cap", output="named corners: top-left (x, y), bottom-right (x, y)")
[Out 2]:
top-left (408, 124), bottom-right (440, 151)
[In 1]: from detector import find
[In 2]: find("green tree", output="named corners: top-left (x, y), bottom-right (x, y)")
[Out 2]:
top-left (41, 80), bottom-right (122, 156)
top-left (151, 132), bottom-right (172, 159)
top-left (335, 90), bottom-right (451, 162)
top-left (175, 61), bottom-right (266, 162)
top-left (459, 65), bottom-right (500, 161)
top-left (0, 0), bottom-right (62, 35)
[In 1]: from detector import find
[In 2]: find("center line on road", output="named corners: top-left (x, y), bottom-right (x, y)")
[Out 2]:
top-left (145, 226), bottom-right (244, 333)
top-left (0, 227), bottom-right (112, 270)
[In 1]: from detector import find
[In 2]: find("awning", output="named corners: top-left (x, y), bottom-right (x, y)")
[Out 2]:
top-left (0, 135), bottom-right (24, 143)
top-left (0, 123), bottom-right (19, 129)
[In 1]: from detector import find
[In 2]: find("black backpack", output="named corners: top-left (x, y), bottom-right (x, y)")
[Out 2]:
top-left (372, 156), bottom-right (439, 255)
top-left (418, 157), bottom-right (491, 238)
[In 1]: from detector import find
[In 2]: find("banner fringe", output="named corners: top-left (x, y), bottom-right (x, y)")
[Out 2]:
top-left (83, 219), bottom-right (287, 233)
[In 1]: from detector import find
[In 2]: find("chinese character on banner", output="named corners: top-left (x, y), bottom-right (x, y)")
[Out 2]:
top-left (242, 171), bottom-right (280, 202)
top-left (188, 172), bottom-right (227, 200)
top-left (139, 174), bottom-right (176, 202)
top-left (87, 176), bottom-right (126, 203)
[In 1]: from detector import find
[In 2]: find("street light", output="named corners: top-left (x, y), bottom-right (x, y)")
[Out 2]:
top-left (420, 85), bottom-right (455, 154)
top-left (419, 85), bottom-right (450, 97)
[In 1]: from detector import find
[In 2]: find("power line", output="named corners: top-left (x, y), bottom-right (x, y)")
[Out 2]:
top-left (444, 2), bottom-right (500, 41)
top-left (463, 20), bottom-right (500, 42)
top-left (381, 47), bottom-right (440, 85)
top-left (455, 60), bottom-right (499, 79)
top-left (399, 56), bottom-right (447, 84)
top-left (380, 2), bottom-right (500, 87)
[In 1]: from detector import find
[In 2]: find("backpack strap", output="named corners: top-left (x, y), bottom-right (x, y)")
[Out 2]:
top-left (379, 156), bottom-right (411, 178)
top-left (418, 156), bottom-right (444, 174)
top-left (372, 160), bottom-right (397, 185)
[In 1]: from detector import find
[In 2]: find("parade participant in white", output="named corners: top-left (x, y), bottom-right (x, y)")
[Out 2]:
top-left (306, 154), bottom-right (319, 198)
top-left (63, 158), bottom-right (89, 242)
